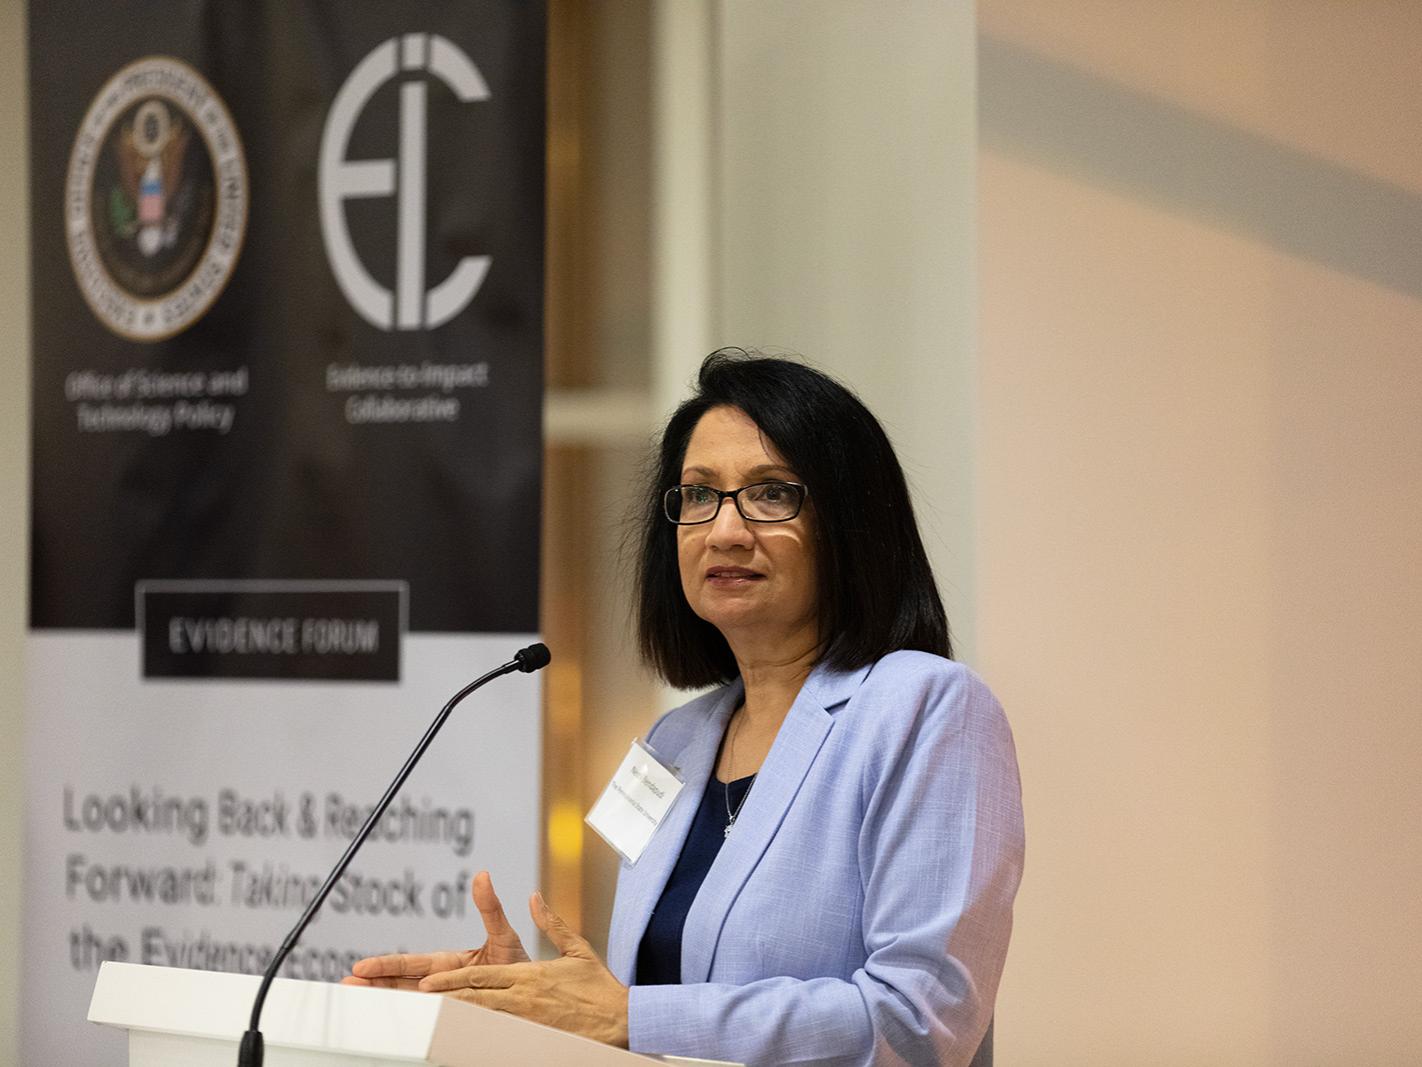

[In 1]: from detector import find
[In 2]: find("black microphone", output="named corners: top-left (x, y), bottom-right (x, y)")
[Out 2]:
top-left (237, 642), bottom-right (551, 1067)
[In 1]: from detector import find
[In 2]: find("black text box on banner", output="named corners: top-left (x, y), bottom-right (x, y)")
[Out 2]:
top-left (138, 581), bottom-right (406, 681)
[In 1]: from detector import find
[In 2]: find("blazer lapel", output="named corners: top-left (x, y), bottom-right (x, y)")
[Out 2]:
top-left (606, 682), bottom-right (740, 984)
top-left (678, 662), bottom-right (869, 983)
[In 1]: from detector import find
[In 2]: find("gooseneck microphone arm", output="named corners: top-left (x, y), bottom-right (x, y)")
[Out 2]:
top-left (237, 641), bottom-right (551, 1067)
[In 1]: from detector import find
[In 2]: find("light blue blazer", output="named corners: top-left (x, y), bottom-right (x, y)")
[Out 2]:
top-left (608, 651), bottom-right (1025, 1067)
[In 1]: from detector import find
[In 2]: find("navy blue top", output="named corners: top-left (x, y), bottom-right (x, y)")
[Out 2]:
top-left (634, 773), bottom-right (755, 985)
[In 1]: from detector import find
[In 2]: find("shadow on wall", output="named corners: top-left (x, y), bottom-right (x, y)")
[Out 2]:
top-left (978, 34), bottom-right (1422, 301)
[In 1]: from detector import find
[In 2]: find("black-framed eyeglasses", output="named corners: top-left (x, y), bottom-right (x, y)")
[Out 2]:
top-left (663, 481), bottom-right (808, 525)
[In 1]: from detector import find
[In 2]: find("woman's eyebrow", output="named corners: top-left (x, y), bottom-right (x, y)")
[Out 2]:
top-left (680, 463), bottom-right (797, 481)
top-left (745, 463), bottom-right (796, 478)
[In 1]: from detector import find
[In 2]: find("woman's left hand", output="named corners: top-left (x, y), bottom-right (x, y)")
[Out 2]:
top-left (419, 890), bottom-right (630, 1048)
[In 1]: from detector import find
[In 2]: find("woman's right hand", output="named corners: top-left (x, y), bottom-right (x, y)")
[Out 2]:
top-left (341, 870), bottom-right (530, 989)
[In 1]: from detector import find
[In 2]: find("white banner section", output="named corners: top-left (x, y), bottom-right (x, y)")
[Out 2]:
top-left (23, 631), bottom-right (542, 1065)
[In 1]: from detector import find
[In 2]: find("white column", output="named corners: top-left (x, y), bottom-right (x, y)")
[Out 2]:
top-left (712, 0), bottom-right (980, 659)
top-left (648, 0), bottom-right (720, 426)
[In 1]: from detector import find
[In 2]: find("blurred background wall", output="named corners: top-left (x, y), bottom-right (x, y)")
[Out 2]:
top-left (3, 1), bottom-right (1420, 1064)
top-left (978, 3), bottom-right (1422, 1062)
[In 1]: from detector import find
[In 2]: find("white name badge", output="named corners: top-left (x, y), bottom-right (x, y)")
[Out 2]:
top-left (585, 739), bottom-right (686, 865)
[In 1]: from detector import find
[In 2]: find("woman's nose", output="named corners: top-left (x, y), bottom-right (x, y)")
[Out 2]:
top-left (705, 496), bottom-right (754, 548)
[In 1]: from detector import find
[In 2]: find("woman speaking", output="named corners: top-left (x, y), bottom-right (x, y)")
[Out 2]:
top-left (346, 352), bottom-right (1025, 1067)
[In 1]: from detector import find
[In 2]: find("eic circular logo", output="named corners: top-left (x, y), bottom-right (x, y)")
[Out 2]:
top-left (65, 56), bottom-right (248, 341)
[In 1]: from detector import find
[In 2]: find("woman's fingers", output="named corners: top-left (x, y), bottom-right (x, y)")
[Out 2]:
top-left (347, 874), bottom-right (535, 988)
top-left (468, 871), bottom-right (531, 964)
top-left (472, 871), bottom-right (519, 942)
top-left (351, 950), bottom-right (467, 980)
top-left (530, 890), bottom-right (593, 959)
top-left (419, 962), bottom-right (529, 993)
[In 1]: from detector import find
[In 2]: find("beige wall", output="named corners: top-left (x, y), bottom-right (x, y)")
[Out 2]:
top-left (979, 2), bottom-right (1422, 1063)
top-left (0, 0), bottom-right (28, 1062)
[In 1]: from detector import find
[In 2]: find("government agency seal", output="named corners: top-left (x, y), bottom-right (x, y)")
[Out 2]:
top-left (65, 56), bottom-right (248, 341)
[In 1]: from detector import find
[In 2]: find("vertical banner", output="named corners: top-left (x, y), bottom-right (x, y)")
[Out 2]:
top-left (24, 2), bottom-right (545, 1062)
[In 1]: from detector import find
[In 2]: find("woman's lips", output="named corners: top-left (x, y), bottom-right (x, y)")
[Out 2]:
top-left (706, 566), bottom-right (763, 586)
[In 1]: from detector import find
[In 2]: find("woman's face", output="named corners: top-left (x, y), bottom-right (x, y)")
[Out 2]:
top-left (676, 405), bottom-right (819, 656)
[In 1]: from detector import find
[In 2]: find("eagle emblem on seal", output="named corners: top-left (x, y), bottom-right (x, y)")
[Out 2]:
top-left (111, 100), bottom-right (194, 258)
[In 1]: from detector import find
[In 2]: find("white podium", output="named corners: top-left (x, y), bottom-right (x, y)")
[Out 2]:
top-left (88, 962), bottom-right (736, 1067)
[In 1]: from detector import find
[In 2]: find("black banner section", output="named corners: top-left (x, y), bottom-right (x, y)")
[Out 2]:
top-left (29, 2), bottom-right (546, 635)
top-left (139, 582), bottom-right (405, 681)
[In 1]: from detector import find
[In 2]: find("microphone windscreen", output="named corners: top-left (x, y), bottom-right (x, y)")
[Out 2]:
top-left (514, 642), bottom-right (551, 673)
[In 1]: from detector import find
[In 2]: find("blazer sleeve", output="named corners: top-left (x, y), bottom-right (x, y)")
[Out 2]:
top-left (625, 663), bottom-right (1025, 1067)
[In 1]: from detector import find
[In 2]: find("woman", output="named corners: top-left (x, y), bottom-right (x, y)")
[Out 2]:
top-left (346, 352), bottom-right (1025, 1067)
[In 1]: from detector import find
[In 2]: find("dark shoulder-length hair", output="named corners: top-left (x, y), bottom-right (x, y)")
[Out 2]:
top-left (636, 349), bottom-right (951, 688)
